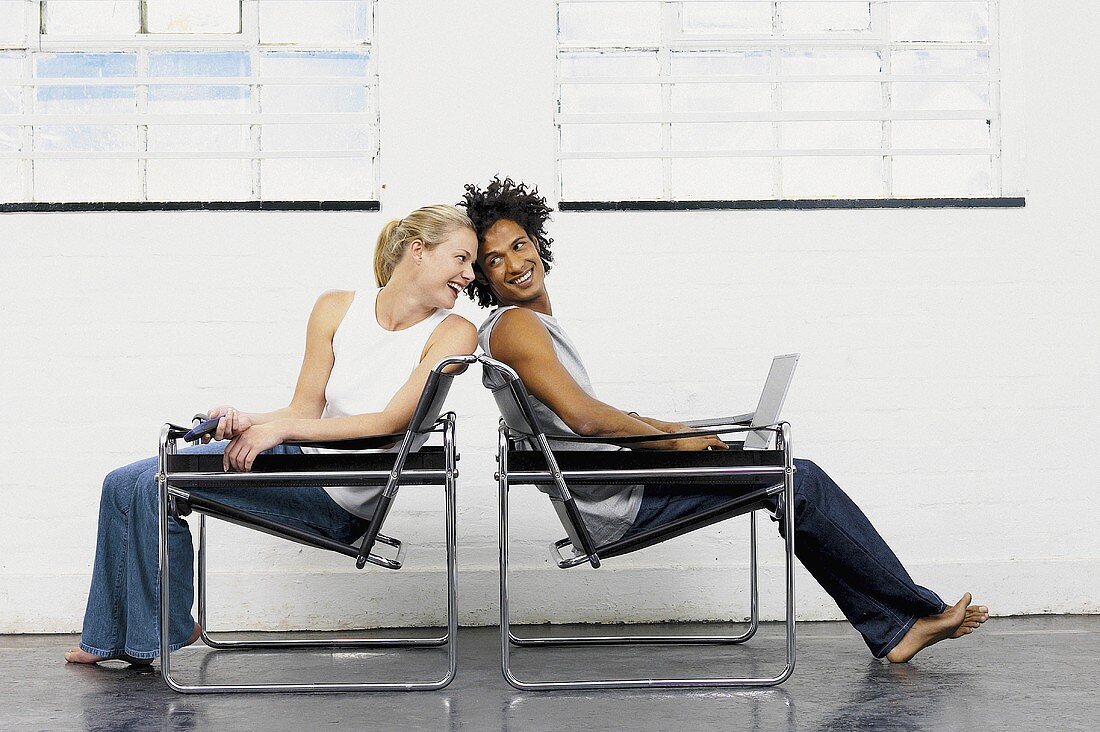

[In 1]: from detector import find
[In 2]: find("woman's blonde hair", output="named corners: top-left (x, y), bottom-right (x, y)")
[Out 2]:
top-left (374, 205), bottom-right (474, 286)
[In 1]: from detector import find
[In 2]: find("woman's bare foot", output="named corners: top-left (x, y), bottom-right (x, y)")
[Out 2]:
top-left (64, 623), bottom-right (202, 666)
top-left (885, 593), bottom-right (989, 663)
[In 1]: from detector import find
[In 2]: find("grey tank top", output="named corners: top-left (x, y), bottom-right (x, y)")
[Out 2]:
top-left (478, 307), bottom-right (642, 546)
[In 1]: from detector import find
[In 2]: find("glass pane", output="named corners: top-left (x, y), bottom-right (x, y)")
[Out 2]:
top-left (560, 83), bottom-right (661, 114)
top-left (671, 122), bottom-right (775, 151)
top-left (148, 52), bottom-right (250, 114)
top-left (779, 2), bottom-right (871, 33)
top-left (782, 121), bottom-right (880, 149)
top-left (558, 51), bottom-right (658, 78)
top-left (892, 50), bottom-right (991, 77)
top-left (0, 1), bottom-right (26, 47)
top-left (146, 159), bottom-right (251, 201)
top-left (891, 82), bottom-right (989, 111)
top-left (34, 159), bottom-right (140, 201)
top-left (560, 123), bottom-right (660, 153)
top-left (35, 53), bottom-right (137, 114)
top-left (147, 0), bottom-right (241, 34)
top-left (671, 50), bottom-right (771, 76)
top-left (891, 155), bottom-right (992, 197)
top-left (783, 81), bottom-right (881, 111)
top-left (44, 1), bottom-right (140, 35)
top-left (0, 125), bottom-right (20, 150)
top-left (782, 156), bottom-right (882, 198)
top-left (558, 2), bottom-right (660, 45)
top-left (671, 157), bottom-right (774, 199)
top-left (261, 85), bottom-right (366, 114)
top-left (890, 2), bottom-right (989, 42)
top-left (891, 119), bottom-right (990, 149)
top-left (0, 52), bottom-right (23, 114)
top-left (259, 1), bottom-right (371, 44)
top-left (0, 159), bottom-right (23, 201)
top-left (261, 157), bottom-right (373, 201)
top-left (681, 2), bottom-right (773, 34)
top-left (147, 124), bottom-right (249, 152)
top-left (672, 83), bottom-right (772, 112)
top-left (782, 49), bottom-right (881, 76)
top-left (560, 158), bottom-right (662, 200)
top-left (262, 124), bottom-right (373, 152)
top-left (259, 51), bottom-right (370, 78)
top-left (34, 125), bottom-right (136, 151)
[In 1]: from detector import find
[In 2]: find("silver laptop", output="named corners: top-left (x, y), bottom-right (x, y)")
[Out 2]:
top-left (743, 354), bottom-right (799, 450)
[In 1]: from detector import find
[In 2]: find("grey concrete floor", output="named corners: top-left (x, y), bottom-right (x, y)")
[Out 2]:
top-left (1, 616), bottom-right (1094, 731)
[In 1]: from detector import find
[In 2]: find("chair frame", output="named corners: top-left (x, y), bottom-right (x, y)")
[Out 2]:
top-left (481, 355), bottom-right (797, 690)
top-left (155, 355), bottom-right (476, 693)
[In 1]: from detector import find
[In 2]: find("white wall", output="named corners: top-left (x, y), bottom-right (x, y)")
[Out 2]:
top-left (1, 0), bottom-right (1097, 633)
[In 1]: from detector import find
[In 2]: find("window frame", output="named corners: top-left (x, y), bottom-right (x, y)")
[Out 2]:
top-left (554, 0), bottom-right (1026, 211)
top-left (0, 0), bottom-right (380, 212)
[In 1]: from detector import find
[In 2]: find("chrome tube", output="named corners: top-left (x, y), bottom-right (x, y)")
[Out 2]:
top-left (509, 465), bottom-right (787, 483)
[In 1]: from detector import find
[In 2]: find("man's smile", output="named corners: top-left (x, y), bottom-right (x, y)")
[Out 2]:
top-left (508, 269), bottom-right (534, 286)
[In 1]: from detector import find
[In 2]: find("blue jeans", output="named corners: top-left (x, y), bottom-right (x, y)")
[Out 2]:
top-left (78, 441), bottom-right (367, 660)
top-left (624, 458), bottom-right (946, 658)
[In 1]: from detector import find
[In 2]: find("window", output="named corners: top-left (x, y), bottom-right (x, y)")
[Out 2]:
top-left (555, 0), bottom-right (1024, 209)
top-left (0, 0), bottom-right (378, 210)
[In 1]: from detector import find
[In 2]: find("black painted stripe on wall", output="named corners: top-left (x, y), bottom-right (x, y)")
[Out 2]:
top-left (0, 200), bottom-right (381, 213)
top-left (559, 198), bottom-right (1026, 211)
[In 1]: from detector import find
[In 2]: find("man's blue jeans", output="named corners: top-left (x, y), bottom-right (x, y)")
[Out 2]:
top-left (624, 458), bottom-right (946, 658)
top-left (78, 441), bottom-right (367, 660)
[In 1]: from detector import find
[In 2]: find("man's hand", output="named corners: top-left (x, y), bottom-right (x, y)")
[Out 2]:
top-left (223, 421), bottom-right (285, 472)
top-left (660, 433), bottom-right (729, 451)
top-left (205, 405), bottom-right (255, 442)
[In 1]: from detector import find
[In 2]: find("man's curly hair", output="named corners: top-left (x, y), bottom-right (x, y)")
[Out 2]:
top-left (458, 176), bottom-right (554, 308)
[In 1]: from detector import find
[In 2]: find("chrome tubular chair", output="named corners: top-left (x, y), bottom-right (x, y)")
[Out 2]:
top-left (480, 355), bottom-right (797, 691)
top-left (155, 355), bottom-right (476, 693)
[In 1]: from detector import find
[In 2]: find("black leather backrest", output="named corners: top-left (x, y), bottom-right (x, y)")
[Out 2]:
top-left (409, 367), bottom-right (461, 434)
top-left (482, 362), bottom-right (546, 437)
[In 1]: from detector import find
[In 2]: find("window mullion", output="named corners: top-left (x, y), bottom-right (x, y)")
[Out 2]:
top-left (873, 1), bottom-right (892, 197)
top-left (659, 1), bottom-right (674, 200)
top-left (243, 0), bottom-right (261, 201)
top-left (987, 0), bottom-right (1001, 196)
top-left (771, 1), bottom-right (781, 198)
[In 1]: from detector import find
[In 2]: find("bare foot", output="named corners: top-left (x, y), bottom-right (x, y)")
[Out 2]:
top-left (64, 623), bottom-right (202, 666)
top-left (885, 593), bottom-right (989, 663)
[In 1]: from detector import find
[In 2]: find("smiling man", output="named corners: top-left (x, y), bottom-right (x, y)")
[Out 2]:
top-left (458, 176), bottom-right (988, 663)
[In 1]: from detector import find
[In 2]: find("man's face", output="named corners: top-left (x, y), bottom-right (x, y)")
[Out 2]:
top-left (477, 218), bottom-right (547, 307)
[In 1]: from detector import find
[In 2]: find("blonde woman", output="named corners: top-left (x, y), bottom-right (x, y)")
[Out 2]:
top-left (66, 205), bottom-right (478, 666)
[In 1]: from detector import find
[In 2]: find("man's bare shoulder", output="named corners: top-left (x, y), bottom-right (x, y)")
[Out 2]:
top-left (490, 308), bottom-right (553, 361)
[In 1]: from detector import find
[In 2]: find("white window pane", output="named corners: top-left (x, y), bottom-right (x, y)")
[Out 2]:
top-left (259, 1), bottom-right (371, 45)
top-left (779, 2), bottom-right (871, 33)
top-left (0, 1), bottom-right (26, 47)
top-left (0, 52), bottom-right (21, 77)
top-left (0, 159), bottom-right (23, 201)
top-left (890, 2), bottom-right (989, 42)
top-left (672, 122), bottom-right (775, 151)
top-left (262, 85), bottom-right (367, 114)
top-left (34, 159), bottom-right (139, 201)
top-left (560, 123), bottom-right (660, 153)
top-left (1, 52), bottom-right (23, 114)
top-left (680, 2), bottom-right (773, 34)
top-left (148, 51), bottom-right (251, 114)
top-left (0, 125), bottom-right (19, 150)
top-left (558, 51), bottom-right (658, 78)
top-left (672, 157), bottom-right (774, 199)
top-left (892, 50), bottom-right (990, 77)
top-left (782, 50), bottom-right (881, 76)
top-left (671, 50), bottom-right (771, 76)
top-left (892, 120), bottom-right (990, 149)
top-left (0, 85), bottom-right (18, 114)
top-left (147, 0), bottom-right (241, 34)
top-left (892, 155), bottom-right (992, 197)
top-left (34, 125), bottom-right (136, 151)
top-left (891, 82), bottom-right (989, 111)
top-left (783, 81), bottom-right (881, 111)
top-left (146, 159), bottom-right (252, 201)
top-left (782, 156), bottom-right (882, 198)
top-left (44, 1), bottom-right (140, 35)
top-left (147, 124), bottom-right (249, 152)
top-left (558, 2), bottom-right (660, 45)
top-left (560, 83), bottom-right (661, 114)
top-left (560, 158), bottom-right (662, 200)
top-left (36, 53), bottom-right (137, 114)
top-left (672, 83), bottom-right (772, 112)
top-left (150, 51), bottom-right (249, 77)
top-left (262, 124), bottom-right (373, 153)
top-left (261, 157), bottom-right (373, 200)
top-left (259, 51), bottom-right (370, 78)
top-left (782, 121), bottom-right (880, 149)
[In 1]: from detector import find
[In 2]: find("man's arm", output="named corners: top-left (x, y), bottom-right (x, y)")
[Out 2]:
top-left (489, 309), bottom-right (725, 450)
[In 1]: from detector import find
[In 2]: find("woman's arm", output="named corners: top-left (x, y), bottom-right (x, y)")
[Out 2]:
top-left (223, 313), bottom-right (477, 471)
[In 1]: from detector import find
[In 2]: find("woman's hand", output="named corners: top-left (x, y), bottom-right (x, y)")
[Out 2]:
top-left (204, 406), bottom-right (254, 442)
top-left (665, 433), bottom-right (729, 451)
top-left (223, 422), bottom-right (285, 472)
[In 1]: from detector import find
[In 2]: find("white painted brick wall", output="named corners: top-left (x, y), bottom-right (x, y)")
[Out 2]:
top-left (1, 1), bottom-right (1097, 632)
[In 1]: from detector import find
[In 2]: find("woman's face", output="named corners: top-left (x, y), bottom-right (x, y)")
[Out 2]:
top-left (415, 227), bottom-right (477, 309)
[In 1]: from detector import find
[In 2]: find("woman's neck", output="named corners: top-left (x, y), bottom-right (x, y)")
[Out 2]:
top-left (374, 276), bottom-right (437, 332)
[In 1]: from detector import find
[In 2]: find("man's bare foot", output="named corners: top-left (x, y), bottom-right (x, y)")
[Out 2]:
top-left (64, 623), bottom-right (202, 666)
top-left (885, 593), bottom-right (989, 663)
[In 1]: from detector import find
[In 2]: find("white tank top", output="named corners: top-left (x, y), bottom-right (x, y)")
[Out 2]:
top-left (302, 288), bottom-right (450, 519)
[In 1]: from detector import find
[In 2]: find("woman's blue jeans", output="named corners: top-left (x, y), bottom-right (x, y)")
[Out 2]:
top-left (78, 441), bottom-right (367, 660)
top-left (625, 458), bottom-right (947, 658)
